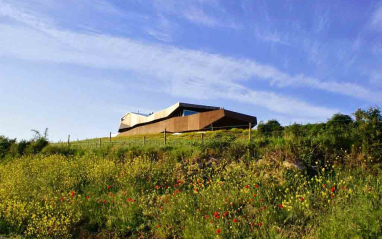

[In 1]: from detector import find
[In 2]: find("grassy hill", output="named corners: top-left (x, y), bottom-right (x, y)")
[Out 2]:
top-left (0, 107), bottom-right (381, 238)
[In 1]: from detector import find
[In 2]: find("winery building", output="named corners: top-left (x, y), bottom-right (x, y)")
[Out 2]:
top-left (118, 102), bottom-right (257, 136)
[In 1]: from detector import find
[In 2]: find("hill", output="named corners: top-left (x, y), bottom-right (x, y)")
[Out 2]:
top-left (0, 107), bottom-right (381, 238)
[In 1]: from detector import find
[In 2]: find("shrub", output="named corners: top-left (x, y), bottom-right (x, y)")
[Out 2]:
top-left (0, 136), bottom-right (16, 159)
top-left (257, 120), bottom-right (284, 137)
top-left (41, 145), bottom-right (76, 157)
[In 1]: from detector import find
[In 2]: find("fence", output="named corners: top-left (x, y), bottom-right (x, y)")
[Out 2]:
top-left (58, 123), bottom-right (254, 148)
top-left (57, 120), bottom-right (354, 149)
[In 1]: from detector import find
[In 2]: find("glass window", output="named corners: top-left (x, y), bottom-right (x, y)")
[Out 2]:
top-left (182, 110), bottom-right (198, 116)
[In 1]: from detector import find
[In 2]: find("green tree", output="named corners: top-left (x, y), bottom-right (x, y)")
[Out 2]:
top-left (326, 113), bottom-right (353, 129)
top-left (257, 119), bottom-right (284, 137)
top-left (0, 135), bottom-right (16, 158)
top-left (353, 107), bottom-right (382, 160)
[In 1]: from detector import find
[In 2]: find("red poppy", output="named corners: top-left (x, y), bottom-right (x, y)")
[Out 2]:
top-left (245, 185), bottom-right (249, 189)
top-left (127, 198), bottom-right (131, 202)
top-left (86, 195), bottom-right (90, 199)
top-left (216, 228), bottom-right (221, 234)
top-left (197, 179), bottom-right (201, 183)
top-left (133, 199), bottom-right (136, 202)
top-left (205, 215), bottom-right (209, 219)
top-left (258, 222), bottom-right (263, 226)
top-left (331, 186), bottom-right (335, 193)
top-left (278, 204), bottom-right (283, 208)
top-left (225, 198), bottom-right (228, 202)
top-left (107, 185), bottom-right (111, 189)
top-left (213, 211), bottom-right (220, 218)
top-left (342, 186), bottom-right (346, 190)
top-left (70, 191), bottom-right (75, 197)
top-left (223, 211), bottom-right (229, 217)
top-left (330, 194), bottom-right (334, 198)
top-left (210, 221), bottom-right (214, 224)
top-left (300, 197), bottom-right (305, 202)
top-left (102, 199), bottom-right (106, 204)
top-left (251, 222), bottom-right (255, 227)
top-left (250, 199), bottom-right (254, 202)
top-left (260, 199), bottom-right (264, 202)
top-left (233, 218), bottom-right (237, 223)
top-left (255, 185), bottom-right (259, 189)
top-left (253, 195), bottom-right (257, 198)
top-left (181, 227), bottom-right (184, 230)
top-left (155, 185), bottom-right (159, 189)
top-left (157, 225), bottom-right (161, 228)
top-left (323, 184), bottom-right (327, 188)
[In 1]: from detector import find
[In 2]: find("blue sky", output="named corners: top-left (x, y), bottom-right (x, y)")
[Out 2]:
top-left (0, 0), bottom-right (381, 141)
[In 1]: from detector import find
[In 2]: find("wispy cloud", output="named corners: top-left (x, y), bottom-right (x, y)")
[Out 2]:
top-left (183, 6), bottom-right (220, 28)
top-left (313, 4), bottom-right (331, 34)
top-left (1, 3), bottom-right (381, 119)
top-left (370, 3), bottom-right (382, 30)
top-left (153, 0), bottom-right (240, 29)
top-left (254, 27), bottom-right (289, 45)
top-left (146, 15), bottom-right (175, 42)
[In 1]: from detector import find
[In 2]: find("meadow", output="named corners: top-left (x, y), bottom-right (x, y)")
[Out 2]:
top-left (0, 107), bottom-right (381, 238)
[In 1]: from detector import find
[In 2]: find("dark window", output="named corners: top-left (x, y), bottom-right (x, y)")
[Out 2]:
top-left (183, 110), bottom-right (198, 116)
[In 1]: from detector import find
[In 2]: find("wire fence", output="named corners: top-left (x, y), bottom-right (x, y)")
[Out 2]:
top-left (54, 119), bottom-right (363, 149)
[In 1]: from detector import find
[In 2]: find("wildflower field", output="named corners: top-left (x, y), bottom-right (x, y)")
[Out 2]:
top-left (0, 107), bottom-right (381, 238)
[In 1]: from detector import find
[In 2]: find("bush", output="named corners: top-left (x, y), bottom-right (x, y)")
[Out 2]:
top-left (0, 136), bottom-right (16, 159)
top-left (257, 120), bottom-right (284, 137)
top-left (41, 145), bottom-right (77, 157)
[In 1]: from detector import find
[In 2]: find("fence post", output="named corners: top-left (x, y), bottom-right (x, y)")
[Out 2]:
top-left (67, 135), bottom-right (70, 147)
top-left (109, 132), bottom-right (111, 143)
top-left (143, 136), bottom-right (146, 146)
top-left (164, 129), bottom-right (167, 145)
top-left (201, 133), bottom-right (204, 143)
top-left (99, 138), bottom-right (102, 148)
top-left (249, 123), bottom-right (252, 142)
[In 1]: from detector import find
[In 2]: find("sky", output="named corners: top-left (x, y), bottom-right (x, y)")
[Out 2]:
top-left (0, 0), bottom-right (381, 142)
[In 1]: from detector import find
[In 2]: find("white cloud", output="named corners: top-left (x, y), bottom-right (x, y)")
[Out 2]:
top-left (183, 6), bottom-right (220, 28)
top-left (146, 15), bottom-right (175, 42)
top-left (0, 25), bottom-right (337, 119)
top-left (370, 3), bottom-right (382, 30)
top-left (254, 27), bottom-right (290, 45)
top-left (1, 3), bottom-right (380, 119)
top-left (152, 0), bottom-right (240, 29)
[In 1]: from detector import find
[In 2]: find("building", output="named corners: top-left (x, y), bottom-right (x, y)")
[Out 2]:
top-left (118, 102), bottom-right (257, 136)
